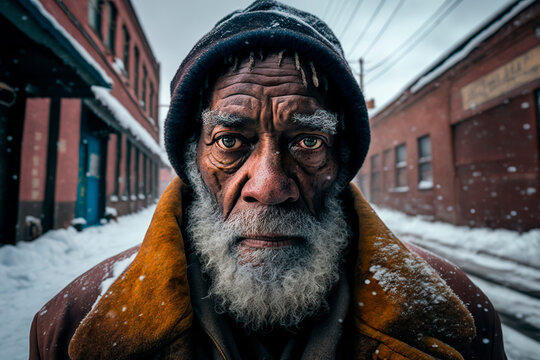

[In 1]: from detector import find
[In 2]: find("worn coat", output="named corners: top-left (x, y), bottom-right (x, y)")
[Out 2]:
top-left (30, 178), bottom-right (506, 359)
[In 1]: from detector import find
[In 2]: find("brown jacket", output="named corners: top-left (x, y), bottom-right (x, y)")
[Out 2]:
top-left (30, 178), bottom-right (506, 359)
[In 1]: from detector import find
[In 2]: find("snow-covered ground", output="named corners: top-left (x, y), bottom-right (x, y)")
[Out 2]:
top-left (0, 203), bottom-right (539, 359)
top-left (0, 207), bottom-right (153, 360)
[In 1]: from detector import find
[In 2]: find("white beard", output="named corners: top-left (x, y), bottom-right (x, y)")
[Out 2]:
top-left (185, 140), bottom-right (350, 330)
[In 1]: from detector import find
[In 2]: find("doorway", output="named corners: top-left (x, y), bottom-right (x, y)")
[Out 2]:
top-left (75, 109), bottom-right (108, 228)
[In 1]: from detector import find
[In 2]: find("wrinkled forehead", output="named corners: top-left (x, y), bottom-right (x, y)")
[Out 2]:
top-left (202, 51), bottom-right (340, 114)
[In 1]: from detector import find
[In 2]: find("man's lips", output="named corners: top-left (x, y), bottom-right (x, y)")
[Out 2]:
top-left (237, 236), bottom-right (301, 248)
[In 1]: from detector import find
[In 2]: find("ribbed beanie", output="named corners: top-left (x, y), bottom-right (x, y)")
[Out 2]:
top-left (165, 0), bottom-right (370, 183)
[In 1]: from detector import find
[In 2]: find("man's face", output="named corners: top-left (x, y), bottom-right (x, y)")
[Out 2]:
top-left (197, 53), bottom-right (340, 260)
top-left (186, 53), bottom-right (349, 330)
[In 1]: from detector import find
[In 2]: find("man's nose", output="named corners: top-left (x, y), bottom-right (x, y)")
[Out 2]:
top-left (241, 145), bottom-right (300, 205)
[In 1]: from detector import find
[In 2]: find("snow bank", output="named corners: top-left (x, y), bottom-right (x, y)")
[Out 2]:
top-left (0, 206), bottom-right (154, 360)
top-left (373, 205), bottom-right (540, 268)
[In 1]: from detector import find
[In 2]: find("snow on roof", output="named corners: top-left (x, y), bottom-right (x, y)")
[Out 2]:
top-left (91, 86), bottom-right (169, 165)
top-left (28, 0), bottom-right (113, 86)
top-left (370, 0), bottom-right (535, 118)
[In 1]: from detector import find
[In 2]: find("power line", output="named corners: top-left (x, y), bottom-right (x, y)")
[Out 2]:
top-left (324, 1), bottom-right (345, 26)
top-left (360, 0), bottom-right (405, 58)
top-left (322, 1), bottom-right (334, 18)
top-left (338, 0), bottom-right (365, 39)
top-left (346, 0), bottom-right (388, 56)
top-left (366, 0), bottom-right (463, 85)
top-left (328, 0), bottom-right (351, 31)
top-left (365, 0), bottom-right (454, 72)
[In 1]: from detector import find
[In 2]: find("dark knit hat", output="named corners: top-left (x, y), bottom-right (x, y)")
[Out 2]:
top-left (165, 0), bottom-right (369, 183)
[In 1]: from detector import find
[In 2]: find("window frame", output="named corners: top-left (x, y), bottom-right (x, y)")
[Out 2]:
top-left (370, 153), bottom-right (381, 202)
top-left (134, 46), bottom-right (140, 96)
top-left (394, 143), bottom-right (408, 191)
top-left (105, 1), bottom-right (117, 54)
top-left (141, 65), bottom-right (148, 110)
top-left (122, 25), bottom-right (130, 78)
top-left (88, 0), bottom-right (103, 38)
top-left (417, 134), bottom-right (433, 190)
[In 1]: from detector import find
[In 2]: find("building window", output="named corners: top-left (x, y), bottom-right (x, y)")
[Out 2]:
top-left (141, 65), bottom-right (148, 109)
top-left (123, 140), bottom-right (131, 200)
top-left (88, 0), bottom-right (103, 37)
top-left (382, 149), bottom-right (392, 191)
top-left (149, 82), bottom-right (154, 118)
top-left (395, 144), bottom-right (407, 189)
top-left (370, 154), bottom-right (381, 202)
top-left (105, 1), bottom-right (117, 54)
top-left (122, 25), bottom-right (130, 78)
top-left (113, 132), bottom-right (121, 197)
top-left (134, 46), bottom-right (140, 96)
top-left (134, 148), bottom-right (140, 200)
top-left (418, 135), bottom-right (433, 189)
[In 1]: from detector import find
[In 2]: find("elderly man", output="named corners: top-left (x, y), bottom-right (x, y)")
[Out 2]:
top-left (30, 1), bottom-right (506, 359)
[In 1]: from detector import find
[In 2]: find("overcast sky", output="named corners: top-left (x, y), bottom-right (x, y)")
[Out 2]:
top-left (131, 0), bottom-right (514, 127)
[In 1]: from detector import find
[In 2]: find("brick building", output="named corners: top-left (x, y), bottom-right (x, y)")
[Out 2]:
top-left (355, 0), bottom-right (540, 232)
top-left (0, 0), bottom-right (162, 244)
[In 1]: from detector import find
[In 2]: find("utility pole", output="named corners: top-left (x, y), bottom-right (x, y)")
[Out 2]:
top-left (359, 57), bottom-right (364, 92)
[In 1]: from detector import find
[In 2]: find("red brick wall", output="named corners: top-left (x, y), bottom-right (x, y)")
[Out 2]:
top-left (55, 99), bottom-right (81, 203)
top-left (17, 98), bottom-right (50, 240)
top-left (39, 0), bottom-right (160, 141)
top-left (453, 93), bottom-right (539, 230)
top-left (106, 132), bottom-right (117, 198)
top-left (159, 167), bottom-right (175, 195)
top-left (53, 99), bottom-right (82, 228)
top-left (358, 3), bottom-right (540, 231)
top-left (19, 98), bottom-right (50, 203)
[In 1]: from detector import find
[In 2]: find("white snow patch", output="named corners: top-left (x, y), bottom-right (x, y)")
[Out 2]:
top-left (71, 217), bottom-right (87, 226)
top-left (105, 207), bottom-right (118, 217)
top-left (91, 86), bottom-right (168, 165)
top-left (418, 180), bottom-right (433, 190)
top-left (92, 253), bottom-right (136, 311)
top-left (112, 58), bottom-right (126, 76)
top-left (373, 205), bottom-right (540, 270)
top-left (390, 186), bottom-right (409, 193)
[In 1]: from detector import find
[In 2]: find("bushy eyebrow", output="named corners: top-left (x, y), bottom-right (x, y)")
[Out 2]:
top-left (201, 109), bottom-right (249, 129)
top-left (201, 108), bottom-right (338, 134)
top-left (292, 110), bottom-right (338, 135)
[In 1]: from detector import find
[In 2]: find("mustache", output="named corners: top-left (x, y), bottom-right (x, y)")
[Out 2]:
top-left (225, 204), bottom-right (320, 238)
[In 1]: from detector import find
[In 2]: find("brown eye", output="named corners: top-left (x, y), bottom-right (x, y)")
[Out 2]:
top-left (217, 136), bottom-right (243, 150)
top-left (299, 137), bottom-right (323, 149)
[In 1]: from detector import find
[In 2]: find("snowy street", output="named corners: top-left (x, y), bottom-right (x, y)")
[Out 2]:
top-left (1, 203), bottom-right (539, 359)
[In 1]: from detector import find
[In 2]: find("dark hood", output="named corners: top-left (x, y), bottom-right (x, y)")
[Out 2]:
top-left (164, 0), bottom-right (370, 183)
